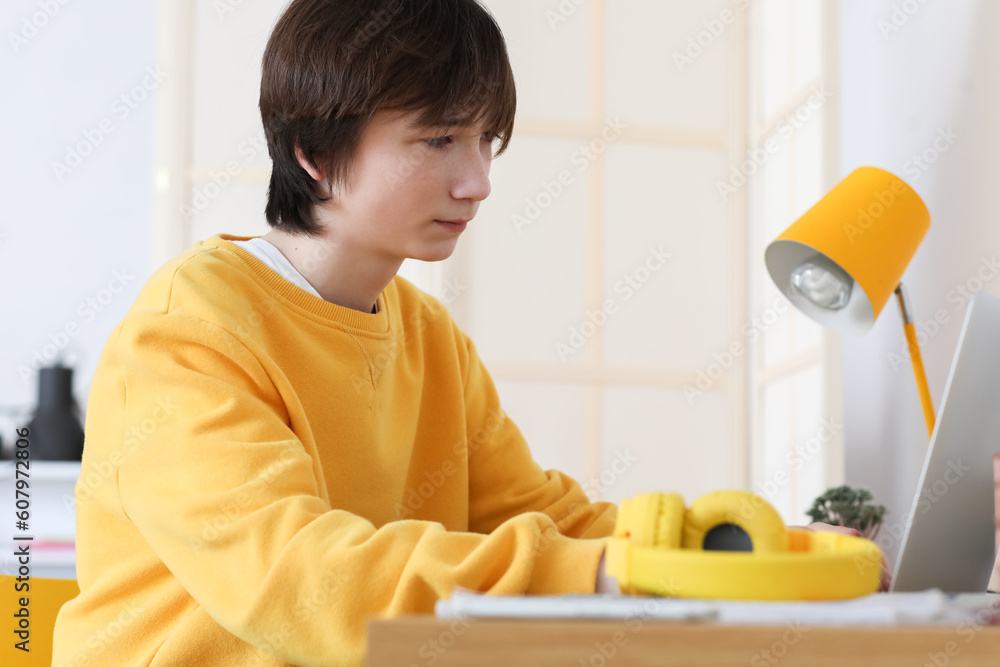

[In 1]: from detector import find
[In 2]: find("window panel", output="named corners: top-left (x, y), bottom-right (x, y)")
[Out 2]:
top-left (463, 136), bottom-right (590, 365)
top-left (760, 0), bottom-right (791, 123)
top-left (749, 0), bottom-right (838, 527)
top-left (602, 144), bottom-right (729, 370)
top-left (761, 376), bottom-right (793, 520)
top-left (482, 0), bottom-right (593, 125)
top-left (494, 380), bottom-right (590, 484)
top-left (606, 0), bottom-right (733, 133)
top-left (601, 387), bottom-right (728, 505)
top-left (186, 181), bottom-right (268, 243)
top-left (792, 0), bottom-right (823, 92)
top-left (190, 1), bottom-right (279, 170)
top-left (761, 133), bottom-right (793, 244)
top-left (397, 260), bottom-right (442, 297)
top-left (793, 312), bottom-right (824, 357)
top-left (791, 364), bottom-right (827, 523)
top-left (791, 105), bottom-right (825, 218)
top-left (762, 279), bottom-right (795, 370)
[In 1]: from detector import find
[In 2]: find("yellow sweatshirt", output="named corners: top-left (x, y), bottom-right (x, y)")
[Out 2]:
top-left (52, 234), bottom-right (617, 666)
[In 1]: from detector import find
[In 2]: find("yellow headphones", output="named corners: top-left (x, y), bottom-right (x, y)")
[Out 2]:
top-left (604, 490), bottom-right (882, 600)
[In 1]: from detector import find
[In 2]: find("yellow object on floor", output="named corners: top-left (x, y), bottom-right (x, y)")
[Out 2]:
top-left (604, 490), bottom-right (882, 600)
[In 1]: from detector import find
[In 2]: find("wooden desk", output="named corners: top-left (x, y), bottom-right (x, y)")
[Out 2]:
top-left (367, 616), bottom-right (1000, 666)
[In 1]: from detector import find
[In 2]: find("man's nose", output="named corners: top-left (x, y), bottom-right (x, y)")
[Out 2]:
top-left (451, 144), bottom-right (492, 202)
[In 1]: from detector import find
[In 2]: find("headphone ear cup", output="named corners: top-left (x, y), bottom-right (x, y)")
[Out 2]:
top-left (614, 492), bottom-right (685, 550)
top-left (682, 490), bottom-right (787, 553)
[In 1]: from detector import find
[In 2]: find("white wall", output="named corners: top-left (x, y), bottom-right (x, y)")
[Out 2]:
top-left (840, 0), bottom-right (1000, 562)
top-left (0, 0), bottom-right (156, 446)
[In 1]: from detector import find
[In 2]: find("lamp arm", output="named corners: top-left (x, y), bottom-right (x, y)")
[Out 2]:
top-left (895, 284), bottom-right (936, 438)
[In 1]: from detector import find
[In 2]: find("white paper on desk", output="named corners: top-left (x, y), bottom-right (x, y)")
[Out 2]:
top-left (436, 589), bottom-right (715, 621)
top-left (435, 589), bottom-right (997, 627)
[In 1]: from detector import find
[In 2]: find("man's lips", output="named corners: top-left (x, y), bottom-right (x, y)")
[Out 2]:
top-left (435, 219), bottom-right (470, 231)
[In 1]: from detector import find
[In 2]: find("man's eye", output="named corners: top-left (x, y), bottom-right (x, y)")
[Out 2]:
top-left (424, 136), bottom-right (452, 149)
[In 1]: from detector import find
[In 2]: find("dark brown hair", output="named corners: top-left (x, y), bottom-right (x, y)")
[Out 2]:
top-left (259, 0), bottom-right (517, 236)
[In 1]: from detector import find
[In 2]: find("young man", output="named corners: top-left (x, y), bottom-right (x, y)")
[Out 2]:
top-left (52, 2), bottom-right (618, 665)
top-left (52, 1), bottom-right (888, 664)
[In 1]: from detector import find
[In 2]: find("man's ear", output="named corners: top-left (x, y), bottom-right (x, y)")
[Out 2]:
top-left (294, 144), bottom-right (326, 182)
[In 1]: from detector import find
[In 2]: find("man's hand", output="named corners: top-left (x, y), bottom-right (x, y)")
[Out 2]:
top-left (595, 549), bottom-right (621, 594)
top-left (793, 522), bottom-right (891, 592)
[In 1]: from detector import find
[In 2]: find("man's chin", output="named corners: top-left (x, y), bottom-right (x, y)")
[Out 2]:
top-left (410, 242), bottom-right (460, 264)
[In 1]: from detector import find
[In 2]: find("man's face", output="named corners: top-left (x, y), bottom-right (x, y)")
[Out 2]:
top-left (314, 109), bottom-right (494, 264)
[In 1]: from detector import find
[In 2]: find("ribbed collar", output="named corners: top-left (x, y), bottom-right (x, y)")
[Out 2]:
top-left (206, 234), bottom-right (392, 335)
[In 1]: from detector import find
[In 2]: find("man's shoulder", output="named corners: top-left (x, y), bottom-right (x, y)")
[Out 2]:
top-left (388, 274), bottom-right (460, 332)
top-left (125, 236), bottom-right (269, 327)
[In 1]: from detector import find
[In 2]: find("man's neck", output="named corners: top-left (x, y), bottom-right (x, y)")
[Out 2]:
top-left (260, 229), bottom-right (399, 314)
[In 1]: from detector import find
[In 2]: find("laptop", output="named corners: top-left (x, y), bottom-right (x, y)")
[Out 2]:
top-left (891, 289), bottom-right (1000, 593)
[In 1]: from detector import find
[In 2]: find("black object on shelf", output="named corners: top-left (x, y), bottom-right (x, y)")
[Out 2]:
top-left (26, 364), bottom-right (85, 461)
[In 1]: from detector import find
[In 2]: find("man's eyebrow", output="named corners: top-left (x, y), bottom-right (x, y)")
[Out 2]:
top-left (405, 117), bottom-right (471, 131)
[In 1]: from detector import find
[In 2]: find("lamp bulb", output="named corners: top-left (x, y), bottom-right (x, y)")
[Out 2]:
top-left (789, 254), bottom-right (854, 311)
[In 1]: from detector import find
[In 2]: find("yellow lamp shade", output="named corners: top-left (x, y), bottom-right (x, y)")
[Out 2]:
top-left (764, 166), bottom-right (930, 335)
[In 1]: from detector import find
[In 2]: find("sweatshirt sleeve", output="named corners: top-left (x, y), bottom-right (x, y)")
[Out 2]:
top-left (114, 312), bottom-right (610, 665)
top-left (460, 335), bottom-right (618, 541)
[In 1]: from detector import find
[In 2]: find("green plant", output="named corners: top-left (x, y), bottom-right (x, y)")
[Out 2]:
top-left (806, 484), bottom-right (887, 540)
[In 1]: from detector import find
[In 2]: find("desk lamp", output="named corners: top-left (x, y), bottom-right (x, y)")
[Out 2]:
top-left (764, 166), bottom-right (934, 437)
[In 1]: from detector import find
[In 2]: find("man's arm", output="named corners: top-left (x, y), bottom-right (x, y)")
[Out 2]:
top-left (109, 312), bottom-right (610, 663)
top-left (459, 334), bottom-right (618, 541)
